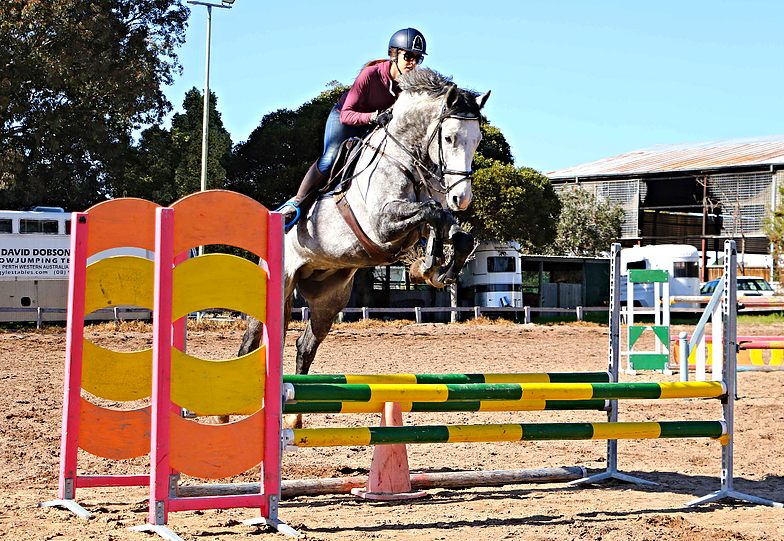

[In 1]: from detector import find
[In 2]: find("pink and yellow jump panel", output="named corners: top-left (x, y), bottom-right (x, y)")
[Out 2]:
top-left (45, 191), bottom-right (288, 536)
top-left (147, 190), bottom-right (285, 529)
top-left (50, 197), bottom-right (161, 510)
top-left (671, 335), bottom-right (784, 371)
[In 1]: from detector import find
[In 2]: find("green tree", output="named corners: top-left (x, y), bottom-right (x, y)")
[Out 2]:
top-left (0, 0), bottom-right (188, 210)
top-left (171, 88), bottom-right (232, 200)
top-left (226, 83), bottom-right (349, 209)
top-left (120, 88), bottom-right (233, 204)
top-left (462, 119), bottom-right (561, 251)
top-left (473, 121), bottom-right (514, 168)
top-left (549, 186), bottom-right (624, 256)
top-left (466, 162), bottom-right (561, 251)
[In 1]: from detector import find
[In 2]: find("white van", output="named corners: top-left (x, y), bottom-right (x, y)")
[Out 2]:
top-left (460, 240), bottom-right (522, 308)
top-left (619, 245), bottom-right (700, 307)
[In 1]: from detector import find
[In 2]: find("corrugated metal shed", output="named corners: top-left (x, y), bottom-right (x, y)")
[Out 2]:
top-left (548, 135), bottom-right (784, 180)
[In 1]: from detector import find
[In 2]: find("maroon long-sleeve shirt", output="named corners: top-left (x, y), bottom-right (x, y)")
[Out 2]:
top-left (337, 60), bottom-right (400, 125)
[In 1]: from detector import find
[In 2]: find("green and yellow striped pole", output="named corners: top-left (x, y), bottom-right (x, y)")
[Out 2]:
top-left (284, 399), bottom-right (609, 414)
top-left (283, 372), bottom-right (611, 385)
top-left (287, 381), bottom-right (726, 403)
top-left (289, 421), bottom-right (726, 447)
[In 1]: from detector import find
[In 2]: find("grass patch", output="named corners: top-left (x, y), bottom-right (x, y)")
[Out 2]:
top-left (737, 312), bottom-right (784, 325)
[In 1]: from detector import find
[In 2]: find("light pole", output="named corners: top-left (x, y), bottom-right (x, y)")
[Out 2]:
top-left (187, 0), bottom-right (235, 196)
top-left (187, 0), bottom-right (235, 257)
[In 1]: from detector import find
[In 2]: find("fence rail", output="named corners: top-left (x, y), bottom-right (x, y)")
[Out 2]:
top-left (2, 302), bottom-right (780, 330)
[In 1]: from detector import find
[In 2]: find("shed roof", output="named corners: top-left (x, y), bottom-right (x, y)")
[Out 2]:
top-left (548, 135), bottom-right (784, 181)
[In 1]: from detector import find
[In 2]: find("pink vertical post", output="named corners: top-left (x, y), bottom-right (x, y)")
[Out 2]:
top-left (149, 208), bottom-right (175, 526)
top-left (262, 211), bottom-right (285, 517)
top-left (58, 213), bottom-right (89, 500)
top-left (169, 251), bottom-right (189, 477)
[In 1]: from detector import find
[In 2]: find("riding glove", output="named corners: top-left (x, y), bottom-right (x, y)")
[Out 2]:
top-left (371, 111), bottom-right (393, 127)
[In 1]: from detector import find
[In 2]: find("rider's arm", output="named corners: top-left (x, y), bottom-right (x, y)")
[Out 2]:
top-left (339, 68), bottom-right (375, 126)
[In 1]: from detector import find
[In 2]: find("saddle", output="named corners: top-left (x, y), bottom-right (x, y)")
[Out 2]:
top-left (291, 136), bottom-right (366, 221)
top-left (327, 136), bottom-right (365, 195)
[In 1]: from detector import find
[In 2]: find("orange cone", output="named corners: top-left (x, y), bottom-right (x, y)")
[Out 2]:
top-left (350, 402), bottom-right (427, 500)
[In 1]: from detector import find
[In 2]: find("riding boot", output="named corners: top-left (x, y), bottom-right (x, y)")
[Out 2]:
top-left (281, 162), bottom-right (328, 222)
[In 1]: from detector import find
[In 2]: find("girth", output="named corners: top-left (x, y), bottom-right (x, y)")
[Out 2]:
top-left (333, 191), bottom-right (405, 265)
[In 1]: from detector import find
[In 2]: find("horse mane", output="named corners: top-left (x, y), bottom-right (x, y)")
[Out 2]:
top-left (397, 68), bottom-right (482, 118)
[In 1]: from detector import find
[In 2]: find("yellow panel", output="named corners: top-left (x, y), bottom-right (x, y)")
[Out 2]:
top-left (291, 427), bottom-right (372, 447)
top-left (771, 350), bottom-right (784, 366)
top-left (79, 399), bottom-right (151, 459)
top-left (172, 254), bottom-right (267, 321)
top-left (171, 347), bottom-right (265, 416)
top-left (484, 374), bottom-right (550, 383)
top-left (591, 422), bottom-right (661, 440)
top-left (82, 340), bottom-right (151, 401)
top-left (84, 256), bottom-right (154, 315)
top-left (520, 383), bottom-right (594, 400)
top-left (447, 424), bottom-right (523, 442)
top-left (170, 409), bottom-right (264, 479)
top-left (749, 350), bottom-right (765, 366)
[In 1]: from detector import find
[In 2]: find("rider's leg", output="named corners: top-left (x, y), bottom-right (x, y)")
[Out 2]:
top-left (281, 106), bottom-right (362, 222)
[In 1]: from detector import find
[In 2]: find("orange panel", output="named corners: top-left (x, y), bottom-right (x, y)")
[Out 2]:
top-left (169, 409), bottom-right (265, 479)
top-left (169, 190), bottom-right (269, 259)
top-left (79, 398), bottom-right (151, 460)
top-left (85, 198), bottom-right (159, 257)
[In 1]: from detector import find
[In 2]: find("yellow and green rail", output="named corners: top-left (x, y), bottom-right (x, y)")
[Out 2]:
top-left (287, 381), bottom-right (726, 403)
top-left (290, 421), bottom-right (726, 447)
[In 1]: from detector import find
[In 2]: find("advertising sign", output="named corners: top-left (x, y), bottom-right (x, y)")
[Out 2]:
top-left (0, 236), bottom-right (70, 279)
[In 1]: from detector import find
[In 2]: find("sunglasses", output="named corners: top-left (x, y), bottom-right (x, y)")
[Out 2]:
top-left (403, 51), bottom-right (424, 64)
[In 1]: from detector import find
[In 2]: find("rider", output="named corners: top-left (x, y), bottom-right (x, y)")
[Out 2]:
top-left (280, 28), bottom-right (427, 225)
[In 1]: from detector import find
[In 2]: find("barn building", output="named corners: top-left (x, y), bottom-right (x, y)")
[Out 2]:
top-left (547, 135), bottom-right (784, 280)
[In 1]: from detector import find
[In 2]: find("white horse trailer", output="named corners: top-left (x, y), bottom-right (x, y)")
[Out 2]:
top-left (460, 241), bottom-right (522, 307)
top-left (620, 244), bottom-right (700, 308)
top-left (0, 208), bottom-right (153, 323)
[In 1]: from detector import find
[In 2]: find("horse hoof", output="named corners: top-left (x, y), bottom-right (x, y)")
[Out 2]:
top-left (409, 257), bottom-right (428, 284)
top-left (283, 414), bottom-right (303, 429)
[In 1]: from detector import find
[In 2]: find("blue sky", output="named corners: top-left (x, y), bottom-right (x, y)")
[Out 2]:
top-left (163, 0), bottom-right (784, 175)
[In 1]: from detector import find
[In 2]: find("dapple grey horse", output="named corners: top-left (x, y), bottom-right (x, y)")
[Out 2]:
top-left (239, 69), bottom-right (489, 410)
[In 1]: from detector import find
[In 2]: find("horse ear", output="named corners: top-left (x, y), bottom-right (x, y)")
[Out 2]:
top-left (476, 90), bottom-right (491, 110)
top-left (445, 85), bottom-right (459, 108)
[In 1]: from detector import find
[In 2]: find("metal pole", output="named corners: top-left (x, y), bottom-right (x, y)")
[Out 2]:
top-left (198, 6), bottom-right (212, 259)
top-left (201, 5), bottom-right (212, 195)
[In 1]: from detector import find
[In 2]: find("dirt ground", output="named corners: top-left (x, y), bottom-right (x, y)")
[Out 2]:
top-left (3, 320), bottom-right (784, 540)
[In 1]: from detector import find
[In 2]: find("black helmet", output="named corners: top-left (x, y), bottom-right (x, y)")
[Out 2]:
top-left (389, 28), bottom-right (427, 55)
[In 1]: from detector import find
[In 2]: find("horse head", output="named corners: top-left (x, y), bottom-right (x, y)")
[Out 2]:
top-left (392, 69), bottom-right (490, 212)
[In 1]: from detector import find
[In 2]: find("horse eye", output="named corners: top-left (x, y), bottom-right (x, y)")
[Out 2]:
top-left (445, 135), bottom-right (453, 144)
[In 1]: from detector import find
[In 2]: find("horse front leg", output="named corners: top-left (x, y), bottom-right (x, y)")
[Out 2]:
top-left (428, 224), bottom-right (474, 288)
top-left (379, 200), bottom-right (474, 287)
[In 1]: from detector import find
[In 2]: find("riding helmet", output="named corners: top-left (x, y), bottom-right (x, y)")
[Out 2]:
top-left (389, 28), bottom-right (427, 55)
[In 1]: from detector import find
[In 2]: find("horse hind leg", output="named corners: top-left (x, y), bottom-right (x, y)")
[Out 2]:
top-left (294, 270), bottom-right (355, 375)
top-left (285, 270), bottom-right (356, 429)
top-left (237, 316), bottom-right (263, 356)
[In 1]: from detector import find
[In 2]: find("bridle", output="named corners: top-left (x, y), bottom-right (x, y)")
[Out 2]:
top-left (375, 102), bottom-right (479, 198)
